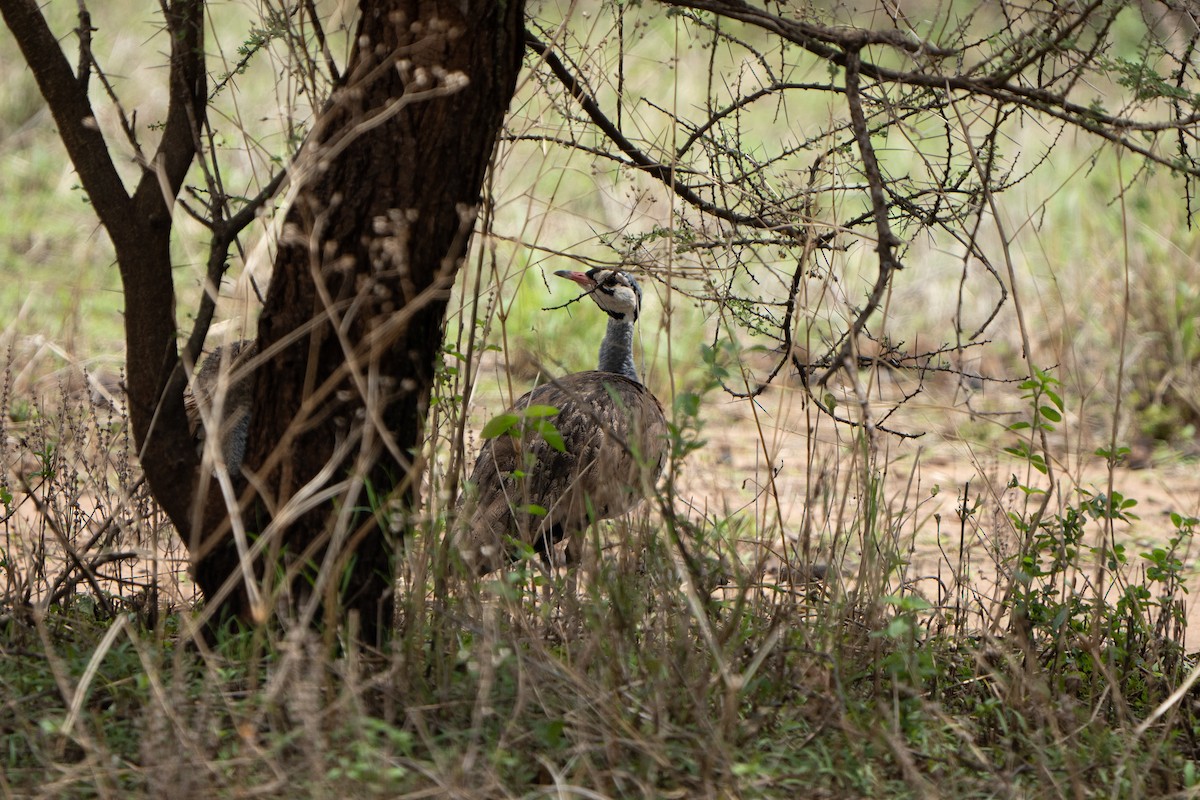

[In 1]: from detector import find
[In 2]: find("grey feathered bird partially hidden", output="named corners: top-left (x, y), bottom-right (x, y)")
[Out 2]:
top-left (186, 339), bottom-right (257, 477)
top-left (459, 268), bottom-right (668, 575)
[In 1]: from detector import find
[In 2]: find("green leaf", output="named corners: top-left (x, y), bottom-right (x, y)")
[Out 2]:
top-left (535, 719), bottom-right (566, 749)
top-left (1039, 406), bottom-right (1062, 423)
top-left (481, 413), bottom-right (519, 439)
top-left (533, 420), bottom-right (566, 452)
top-left (522, 404), bottom-right (560, 419)
top-left (674, 391), bottom-right (701, 417)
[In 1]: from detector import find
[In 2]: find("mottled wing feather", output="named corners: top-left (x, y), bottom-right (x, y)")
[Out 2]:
top-left (461, 371), bottom-right (667, 573)
top-left (187, 340), bottom-right (257, 475)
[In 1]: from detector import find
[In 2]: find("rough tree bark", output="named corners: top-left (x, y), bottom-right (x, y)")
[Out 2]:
top-left (191, 0), bottom-right (526, 645)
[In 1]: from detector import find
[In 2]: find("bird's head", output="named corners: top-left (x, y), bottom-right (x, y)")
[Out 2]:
top-left (554, 268), bottom-right (643, 322)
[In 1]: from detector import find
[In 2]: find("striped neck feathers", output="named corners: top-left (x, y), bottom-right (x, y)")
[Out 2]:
top-left (597, 314), bottom-right (639, 383)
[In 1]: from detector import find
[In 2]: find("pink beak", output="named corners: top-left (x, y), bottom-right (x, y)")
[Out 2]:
top-left (554, 269), bottom-right (595, 289)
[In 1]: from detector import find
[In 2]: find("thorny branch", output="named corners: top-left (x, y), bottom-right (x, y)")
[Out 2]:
top-left (525, 30), bottom-right (816, 241)
top-left (524, 1), bottom-right (1200, 432)
top-left (73, 1), bottom-right (91, 89)
top-left (663, 0), bottom-right (1200, 146)
top-left (675, 80), bottom-right (845, 159)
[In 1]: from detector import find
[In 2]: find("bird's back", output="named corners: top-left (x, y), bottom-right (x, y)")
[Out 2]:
top-left (188, 340), bottom-right (257, 476)
top-left (460, 370), bottom-right (667, 574)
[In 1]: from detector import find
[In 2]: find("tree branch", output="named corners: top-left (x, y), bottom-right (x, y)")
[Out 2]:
top-left (525, 30), bottom-right (815, 241)
top-left (658, 0), bottom-right (1200, 177)
top-left (181, 167), bottom-right (289, 375)
top-left (73, 1), bottom-right (93, 91)
top-left (659, 0), bottom-right (956, 60)
top-left (810, 48), bottom-right (903, 388)
top-left (676, 80), bottom-right (844, 159)
top-left (0, 0), bottom-right (133, 232)
top-left (132, 0), bottom-right (206, 225)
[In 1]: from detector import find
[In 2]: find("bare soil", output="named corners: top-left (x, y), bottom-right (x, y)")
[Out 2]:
top-left (677, 386), bottom-right (1200, 645)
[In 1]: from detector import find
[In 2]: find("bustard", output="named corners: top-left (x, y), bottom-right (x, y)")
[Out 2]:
top-left (187, 340), bottom-right (257, 477)
top-left (459, 268), bottom-right (668, 574)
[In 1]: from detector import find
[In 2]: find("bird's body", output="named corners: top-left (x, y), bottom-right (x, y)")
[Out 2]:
top-left (459, 268), bottom-right (667, 574)
top-left (187, 339), bottom-right (257, 477)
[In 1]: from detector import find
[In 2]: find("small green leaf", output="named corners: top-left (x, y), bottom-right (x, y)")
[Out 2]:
top-left (674, 391), bottom-right (701, 417)
top-left (481, 413), bottom-right (519, 439)
top-left (523, 404), bottom-right (560, 419)
top-left (535, 719), bottom-right (566, 749)
top-left (1040, 406), bottom-right (1062, 423)
top-left (533, 420), bottom-right (566, 452)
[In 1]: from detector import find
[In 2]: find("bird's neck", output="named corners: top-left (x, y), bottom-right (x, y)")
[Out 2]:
top-left (597, 316), bottom-right (639, 383)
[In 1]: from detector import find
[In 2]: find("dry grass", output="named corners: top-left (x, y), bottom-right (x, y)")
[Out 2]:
top-left (1, 324), bottom-right (1197, 797)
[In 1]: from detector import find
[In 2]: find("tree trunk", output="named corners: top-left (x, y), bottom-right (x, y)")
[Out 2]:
top-left (191, 0), bottom-right (526, 645)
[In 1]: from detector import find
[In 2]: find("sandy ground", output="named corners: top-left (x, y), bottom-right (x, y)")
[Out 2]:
top-left (672, 384), bottom-right (1200, 645)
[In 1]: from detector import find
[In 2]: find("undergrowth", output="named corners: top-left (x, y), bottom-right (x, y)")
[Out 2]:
top-left (1, 332), bottom-right (1198, 799)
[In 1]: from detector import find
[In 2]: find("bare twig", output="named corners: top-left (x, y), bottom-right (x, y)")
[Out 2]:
top-left (525, 30), bottom-right (816, 241)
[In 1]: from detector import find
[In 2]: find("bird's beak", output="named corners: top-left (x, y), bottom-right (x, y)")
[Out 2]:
top-left (554, 269), bottom-right (595, 289)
